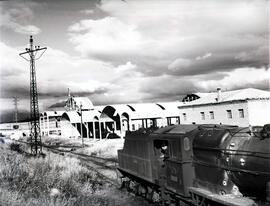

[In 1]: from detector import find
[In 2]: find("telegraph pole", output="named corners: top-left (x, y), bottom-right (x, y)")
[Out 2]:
top-left (80, 103), bottom-right (84, 147)
top-left (19, 35), bottom-right (47, 155)
top-left (13, 97), bottom-right (19, 123)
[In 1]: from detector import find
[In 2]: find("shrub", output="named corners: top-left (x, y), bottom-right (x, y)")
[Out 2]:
top-left (0, 144), bottom-right (108, 205)
top-left (9, 143), bottom-right (23, 153)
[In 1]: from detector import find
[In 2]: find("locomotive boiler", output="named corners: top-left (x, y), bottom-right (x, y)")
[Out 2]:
top-left (117, 124), bottom-right (270, 206)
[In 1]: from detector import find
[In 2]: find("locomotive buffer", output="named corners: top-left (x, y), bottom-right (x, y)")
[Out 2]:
top-left (19, 36), bottom-right (47, 155)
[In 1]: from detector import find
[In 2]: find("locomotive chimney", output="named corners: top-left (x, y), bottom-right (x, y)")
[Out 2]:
top-left (217, 87), bottom-right (222, 102)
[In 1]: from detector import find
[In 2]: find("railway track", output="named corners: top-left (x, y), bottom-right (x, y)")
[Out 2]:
top-left (11, 139), bottom-right (121, 187)
top-left (7, 138), bottom-right (195, 205)
top-left (45, 146), bottom-right (121, 186)
top-left (8, 138), bottom-right (167, 205)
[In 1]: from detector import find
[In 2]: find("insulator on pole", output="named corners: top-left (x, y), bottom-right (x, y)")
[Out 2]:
top-left (19, 36), bottom-right (47, 155)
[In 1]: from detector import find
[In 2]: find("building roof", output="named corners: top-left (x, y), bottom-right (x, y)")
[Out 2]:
top-left (182, 92), bottom-right (211, 102)
top-left (94, 105), bottom-right (106, 113)
top-left (100, 102), bottom-right (182, 120)
top-left (62, 110), bottom-right (101, 123)
top-left (72, 97), bottom-right (94, 110)
top-left (154, 124), bottom-right (199, 134)
top-left (193, 92), bottom-right (212, 98)
top-left (42, 111), bottom-right (64, 117)
top-left (155, 102), bottom-right (183, 116)
top-left (179, 88), bottom-right (270, 108)
top-left (127, 103), bottom-right (166, 119)
top-left (62, 111), bottom-right (80, 123)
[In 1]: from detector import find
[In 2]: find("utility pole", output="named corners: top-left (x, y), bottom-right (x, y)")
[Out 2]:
top-left (66, 88), bottom-right (73, 111)
top-left (19, 35), bottom-right (47, 155)
top-left (13, 97), bottom-right (19, 123)
top-left (80, 103), bottom-right (84, 147)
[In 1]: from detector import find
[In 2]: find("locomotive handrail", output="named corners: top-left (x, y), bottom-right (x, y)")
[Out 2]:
top-left (165, 158), bottom-right (193, 164)
top-left (226, 127), bottom-right (264, 139)
top-left (193, 159), bottom-right (270, 176)
top-left (193, 146), bottom-right (270, 158)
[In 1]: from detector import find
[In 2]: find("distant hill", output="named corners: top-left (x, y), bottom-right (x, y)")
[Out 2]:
top-left (49, 101), bottom-right (66, 108)
top-left (0, 110), bottom-right (31, 123)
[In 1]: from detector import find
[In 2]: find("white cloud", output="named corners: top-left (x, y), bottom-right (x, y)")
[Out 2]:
top-left (196, 53), bottom-right (212, 61)
top-left (68, 17), bottom-right (142, 58)
top-left (0, 2), bottom-right (41, 35)
top-left (0, 41), bottom-right (114, 106)
top-left (198, 67), bottom-right (270, 91)
top-left (168, 58), bottom-right (192, 71)
top-left (68, 0), bottom-right (268, 77)
top-left (80, 9), bottom-right (94, 15)
top-left (140, 67), bottom-right (270, 101)
top-left (12, 23), bottom-right (40, 35)
top-left (1, 0), bottom-right (269, 111)
top-left (0, 42), bottom-right (24, 73)
top-left (65, 80), bottom-right (111, 94)
top-left (115, 61), bottom-right (136, 72)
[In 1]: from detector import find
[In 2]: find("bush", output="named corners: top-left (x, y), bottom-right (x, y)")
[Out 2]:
top-left (9, 143), bottom-right (23, 153)
top-left (0, 145), bottom-right (107, 206)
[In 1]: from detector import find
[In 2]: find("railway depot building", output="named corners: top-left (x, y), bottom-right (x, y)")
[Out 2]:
top-left (178, 88), bottom-right (270, 127)
top-left (40, 87), bottom-right (270, 138)
top-left (40, 95), bottom-right (182, 138)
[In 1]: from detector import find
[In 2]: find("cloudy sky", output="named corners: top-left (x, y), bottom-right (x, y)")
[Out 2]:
top-left (0, 0), bottom-right (269, 113)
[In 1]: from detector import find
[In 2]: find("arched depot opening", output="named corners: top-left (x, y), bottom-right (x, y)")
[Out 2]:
top-left (121, 112), bottom-right (130, 131)
top-left (41, 111), bottom-right (64, 136)
top-left (61, 112), bottom-right (81, 138)
top-left (100, 105), bottom-right (134, 138)
top-left (61, 111), bottom-right (99, 139)
top-left (101, 106), bottom-right (121, 130)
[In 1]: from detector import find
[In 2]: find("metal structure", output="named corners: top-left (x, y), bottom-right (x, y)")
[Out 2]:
top-left (19, 36), bottom-right (47, 155)
top-left (117, 124), bottom-right (270, 206)
top-left (13, 97), bottom-right (19, 123)
top-left (80, 103), bottom-right (84, 147)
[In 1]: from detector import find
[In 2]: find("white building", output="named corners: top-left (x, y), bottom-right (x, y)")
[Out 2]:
top-left (40, 87), bottom-right (270, 139)
top-left (178, 88), bottom-right (270, 127)
top-left (40, 97), bottom-right (182, 138)
top-left (99, 102), bottom-right (181, 137)
top-left (41, 96), bottom-right (115, 139)
top-left (40, 111), bottom-right (64, 136)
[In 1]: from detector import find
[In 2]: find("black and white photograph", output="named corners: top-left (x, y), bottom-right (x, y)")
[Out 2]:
top-left (0, 0), bottom-right (269, 205)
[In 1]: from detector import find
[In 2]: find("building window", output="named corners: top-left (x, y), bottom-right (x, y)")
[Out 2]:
top-left (183, 113), bottom-right (187, 121)
top-left (132, 124), bottom-right (135, 131)
top-left (209, 111), bottom-right (214, 119)
top-left (227, 110), bottom-right (232, 119)
top-left (238, 109), bottom-right (244, 118)
top-left (200, 112), bottom-right (205, 120)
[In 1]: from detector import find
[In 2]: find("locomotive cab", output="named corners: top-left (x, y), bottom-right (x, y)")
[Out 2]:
top-left (118, 125), bottom-right (199, 197)
top-left (117, 131), bottom-right (154, 183)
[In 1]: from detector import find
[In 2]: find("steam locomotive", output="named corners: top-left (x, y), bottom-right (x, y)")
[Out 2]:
top-left (117, 124), bottom-right (270, 206)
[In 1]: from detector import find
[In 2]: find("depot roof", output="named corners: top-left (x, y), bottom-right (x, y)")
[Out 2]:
top-left (179, 88), bottom-right (270, 108)
top-left (100, 101), bottom-right (182, 120)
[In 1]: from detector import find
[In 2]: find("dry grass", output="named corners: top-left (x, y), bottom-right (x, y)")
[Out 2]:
top-left (0, 143), bottom-right (113, 206)
top-left (0, 136), bottom-right (150, 206)
top-left (42, 136), bottom-right (124, 160)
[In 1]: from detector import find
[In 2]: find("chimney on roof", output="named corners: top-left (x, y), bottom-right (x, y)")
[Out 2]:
top-left (217, 87), bottom-right (222, 102)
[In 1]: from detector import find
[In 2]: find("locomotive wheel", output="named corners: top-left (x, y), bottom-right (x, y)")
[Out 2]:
top-left (152, 191), bottom-right (161, 203)
top-left (129, 180), bottom-right (137, 193)
top-left (120, 178), bottom-right (126, 189)
top-left (138, 184), bottom-right (147, 197)
top-left (125, 180), bottom-right (132, 192)
top-left (191, 192), bottom-right (210, 206)
top-left (134, 182), bottom-right (141, 195)
top-left (146, 186), bottom-right (154, 202)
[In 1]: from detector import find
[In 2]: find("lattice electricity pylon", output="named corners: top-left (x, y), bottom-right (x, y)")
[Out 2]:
top-left (19, 36), bottom-right (47, 155)
top-left (13, 97), bottom-right (19, 123)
